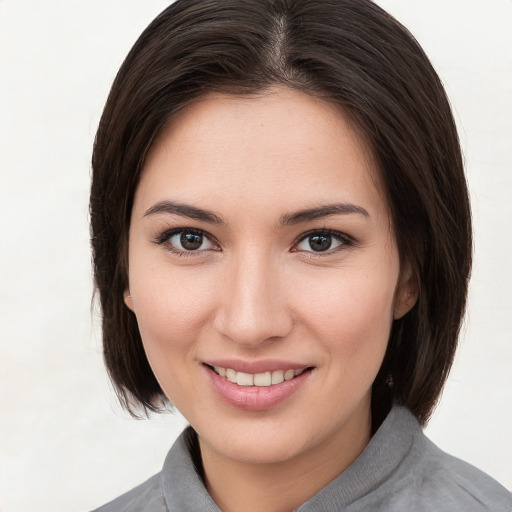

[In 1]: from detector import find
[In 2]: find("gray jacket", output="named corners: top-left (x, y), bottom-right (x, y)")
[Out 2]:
top-left (92, 405), bottom-right (512, 511)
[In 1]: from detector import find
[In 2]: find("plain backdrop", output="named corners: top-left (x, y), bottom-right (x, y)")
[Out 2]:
top-left (0, 1), bottom-right (511, 511)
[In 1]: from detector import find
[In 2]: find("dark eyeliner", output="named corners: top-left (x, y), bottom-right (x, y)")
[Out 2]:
top-left (152, 227), bottom-right (219, 255)
top-left (153, 227), bottom-right (206, 246)
top-left (292, 229), bottom-right (354, 252)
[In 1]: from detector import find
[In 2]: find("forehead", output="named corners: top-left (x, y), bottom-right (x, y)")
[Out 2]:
top-left (136, 87), bottom-right (386, 221)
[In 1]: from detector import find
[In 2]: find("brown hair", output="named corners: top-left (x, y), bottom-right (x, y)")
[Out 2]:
top-left (90, 0), bottom-right (472, 426)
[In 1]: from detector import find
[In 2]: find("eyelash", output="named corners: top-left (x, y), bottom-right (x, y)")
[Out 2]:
top-left (153, 227), bottom-right (354, 256)
top-left (153, 227), bottom-right (220, 257)
top-left (293, 229), bottom-right (354, 255)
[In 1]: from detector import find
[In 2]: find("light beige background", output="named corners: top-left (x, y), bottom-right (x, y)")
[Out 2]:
top-left (0, 1), bottom-right (510, 511)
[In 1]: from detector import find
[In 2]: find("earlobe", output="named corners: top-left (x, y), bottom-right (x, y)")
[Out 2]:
top-left (124, 288), bottom-right (134, 312)
top-left (394, 268), bottom-right (419, 320)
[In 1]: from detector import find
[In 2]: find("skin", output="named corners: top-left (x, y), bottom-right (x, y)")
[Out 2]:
top-left (125, 87), bottom-right (416, 512)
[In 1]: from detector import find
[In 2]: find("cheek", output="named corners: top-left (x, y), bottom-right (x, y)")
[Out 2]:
top-left (135, 282), bottom-right (208, 343)
top-left (128, 254), bottom-right (216, 358)
top-left (128, 268), bottom-right (217, 405)
top-left (295, 266), bottom-right (397, 359)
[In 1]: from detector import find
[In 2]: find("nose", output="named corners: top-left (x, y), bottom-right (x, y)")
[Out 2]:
top-left (213, 250), bottom-right (294, 347)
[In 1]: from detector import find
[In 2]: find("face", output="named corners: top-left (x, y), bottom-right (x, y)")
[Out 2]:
top-left (125, 87), bottom-right (413, 470)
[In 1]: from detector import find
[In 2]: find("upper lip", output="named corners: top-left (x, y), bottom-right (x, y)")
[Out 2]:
top-left (203, 359), bottom-right (313, 374)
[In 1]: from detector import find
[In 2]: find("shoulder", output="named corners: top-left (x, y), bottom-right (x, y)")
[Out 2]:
top-left (90, 473), bottom-right (166, 512)
top-left (408, 435), bottom-right (512, 511)
top-left (89, 427), bottom-right (216, 512)
top-left (380, 408), bottom-right (512, 512)
top-left (299, 405), bottom-right (512, 512)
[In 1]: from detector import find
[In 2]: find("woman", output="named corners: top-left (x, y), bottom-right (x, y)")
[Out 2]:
top-left (90, 0), bottom-right (512, 510)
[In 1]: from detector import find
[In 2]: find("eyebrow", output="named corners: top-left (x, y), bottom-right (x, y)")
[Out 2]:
top-left (143, 200), bottom-right (224, 224)
top-left (279, 203), bottom-right (369, 226)
top-left (143, 200), bottom-right (369, 226)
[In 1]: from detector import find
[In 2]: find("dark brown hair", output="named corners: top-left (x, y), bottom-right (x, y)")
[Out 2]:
top-left (91, 0), bottom-right (472, 426)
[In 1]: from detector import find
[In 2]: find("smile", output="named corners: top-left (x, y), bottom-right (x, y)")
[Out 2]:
top-left (211, 366), bottom-right (306, 387)
top-left (204, 362), bottom-right (314, 411)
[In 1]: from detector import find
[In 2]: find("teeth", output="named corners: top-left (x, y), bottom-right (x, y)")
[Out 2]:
top-left (236, 372), bottom-right (254, 386)
top-left (284, 369), bottom-right (295, 381)
top-left (253, 372), bottom-right (272, 386)
top-left (212, 366), bottom-right (307, 387)
top-left (214, 366), bottom-right (226, 377)
top-left (271, 370), bottom-right (284, 385)
top-left (226, 368), bottom-right (237, 383)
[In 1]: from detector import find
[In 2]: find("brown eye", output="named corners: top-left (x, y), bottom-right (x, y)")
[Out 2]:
top-left (180, 232), bottom-right (203, 250)
top-left (294, 230), bottom-right (351, 253)
top-left (165, 229), bottom-right (216, 252)
top-left (308, 234), bottom-right (332, 252)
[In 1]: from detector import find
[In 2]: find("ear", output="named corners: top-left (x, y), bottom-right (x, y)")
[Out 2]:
top-left (124, 288), bottom-right (134, 312)
top-left (394, 265), bottom-right (418, 320)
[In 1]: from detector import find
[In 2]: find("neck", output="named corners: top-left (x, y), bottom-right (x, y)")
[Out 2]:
top-left (198, 407), bottom-right (372, 512)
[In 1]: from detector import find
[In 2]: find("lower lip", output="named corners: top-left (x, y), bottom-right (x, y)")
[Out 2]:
top-left (204, 366), bottom-right (312, 411)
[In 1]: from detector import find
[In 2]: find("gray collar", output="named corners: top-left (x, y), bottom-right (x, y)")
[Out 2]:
top-left (159, 405), bottom-right (420, 511)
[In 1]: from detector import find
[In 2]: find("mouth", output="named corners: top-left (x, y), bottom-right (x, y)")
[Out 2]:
top-left (205, 364), bottom-right (314, 387)
top-left (203, 362), bottom-right (314, 411)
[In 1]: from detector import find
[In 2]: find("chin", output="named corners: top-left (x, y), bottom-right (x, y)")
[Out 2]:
top-left (203, 430), bottom-right (310, 466)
